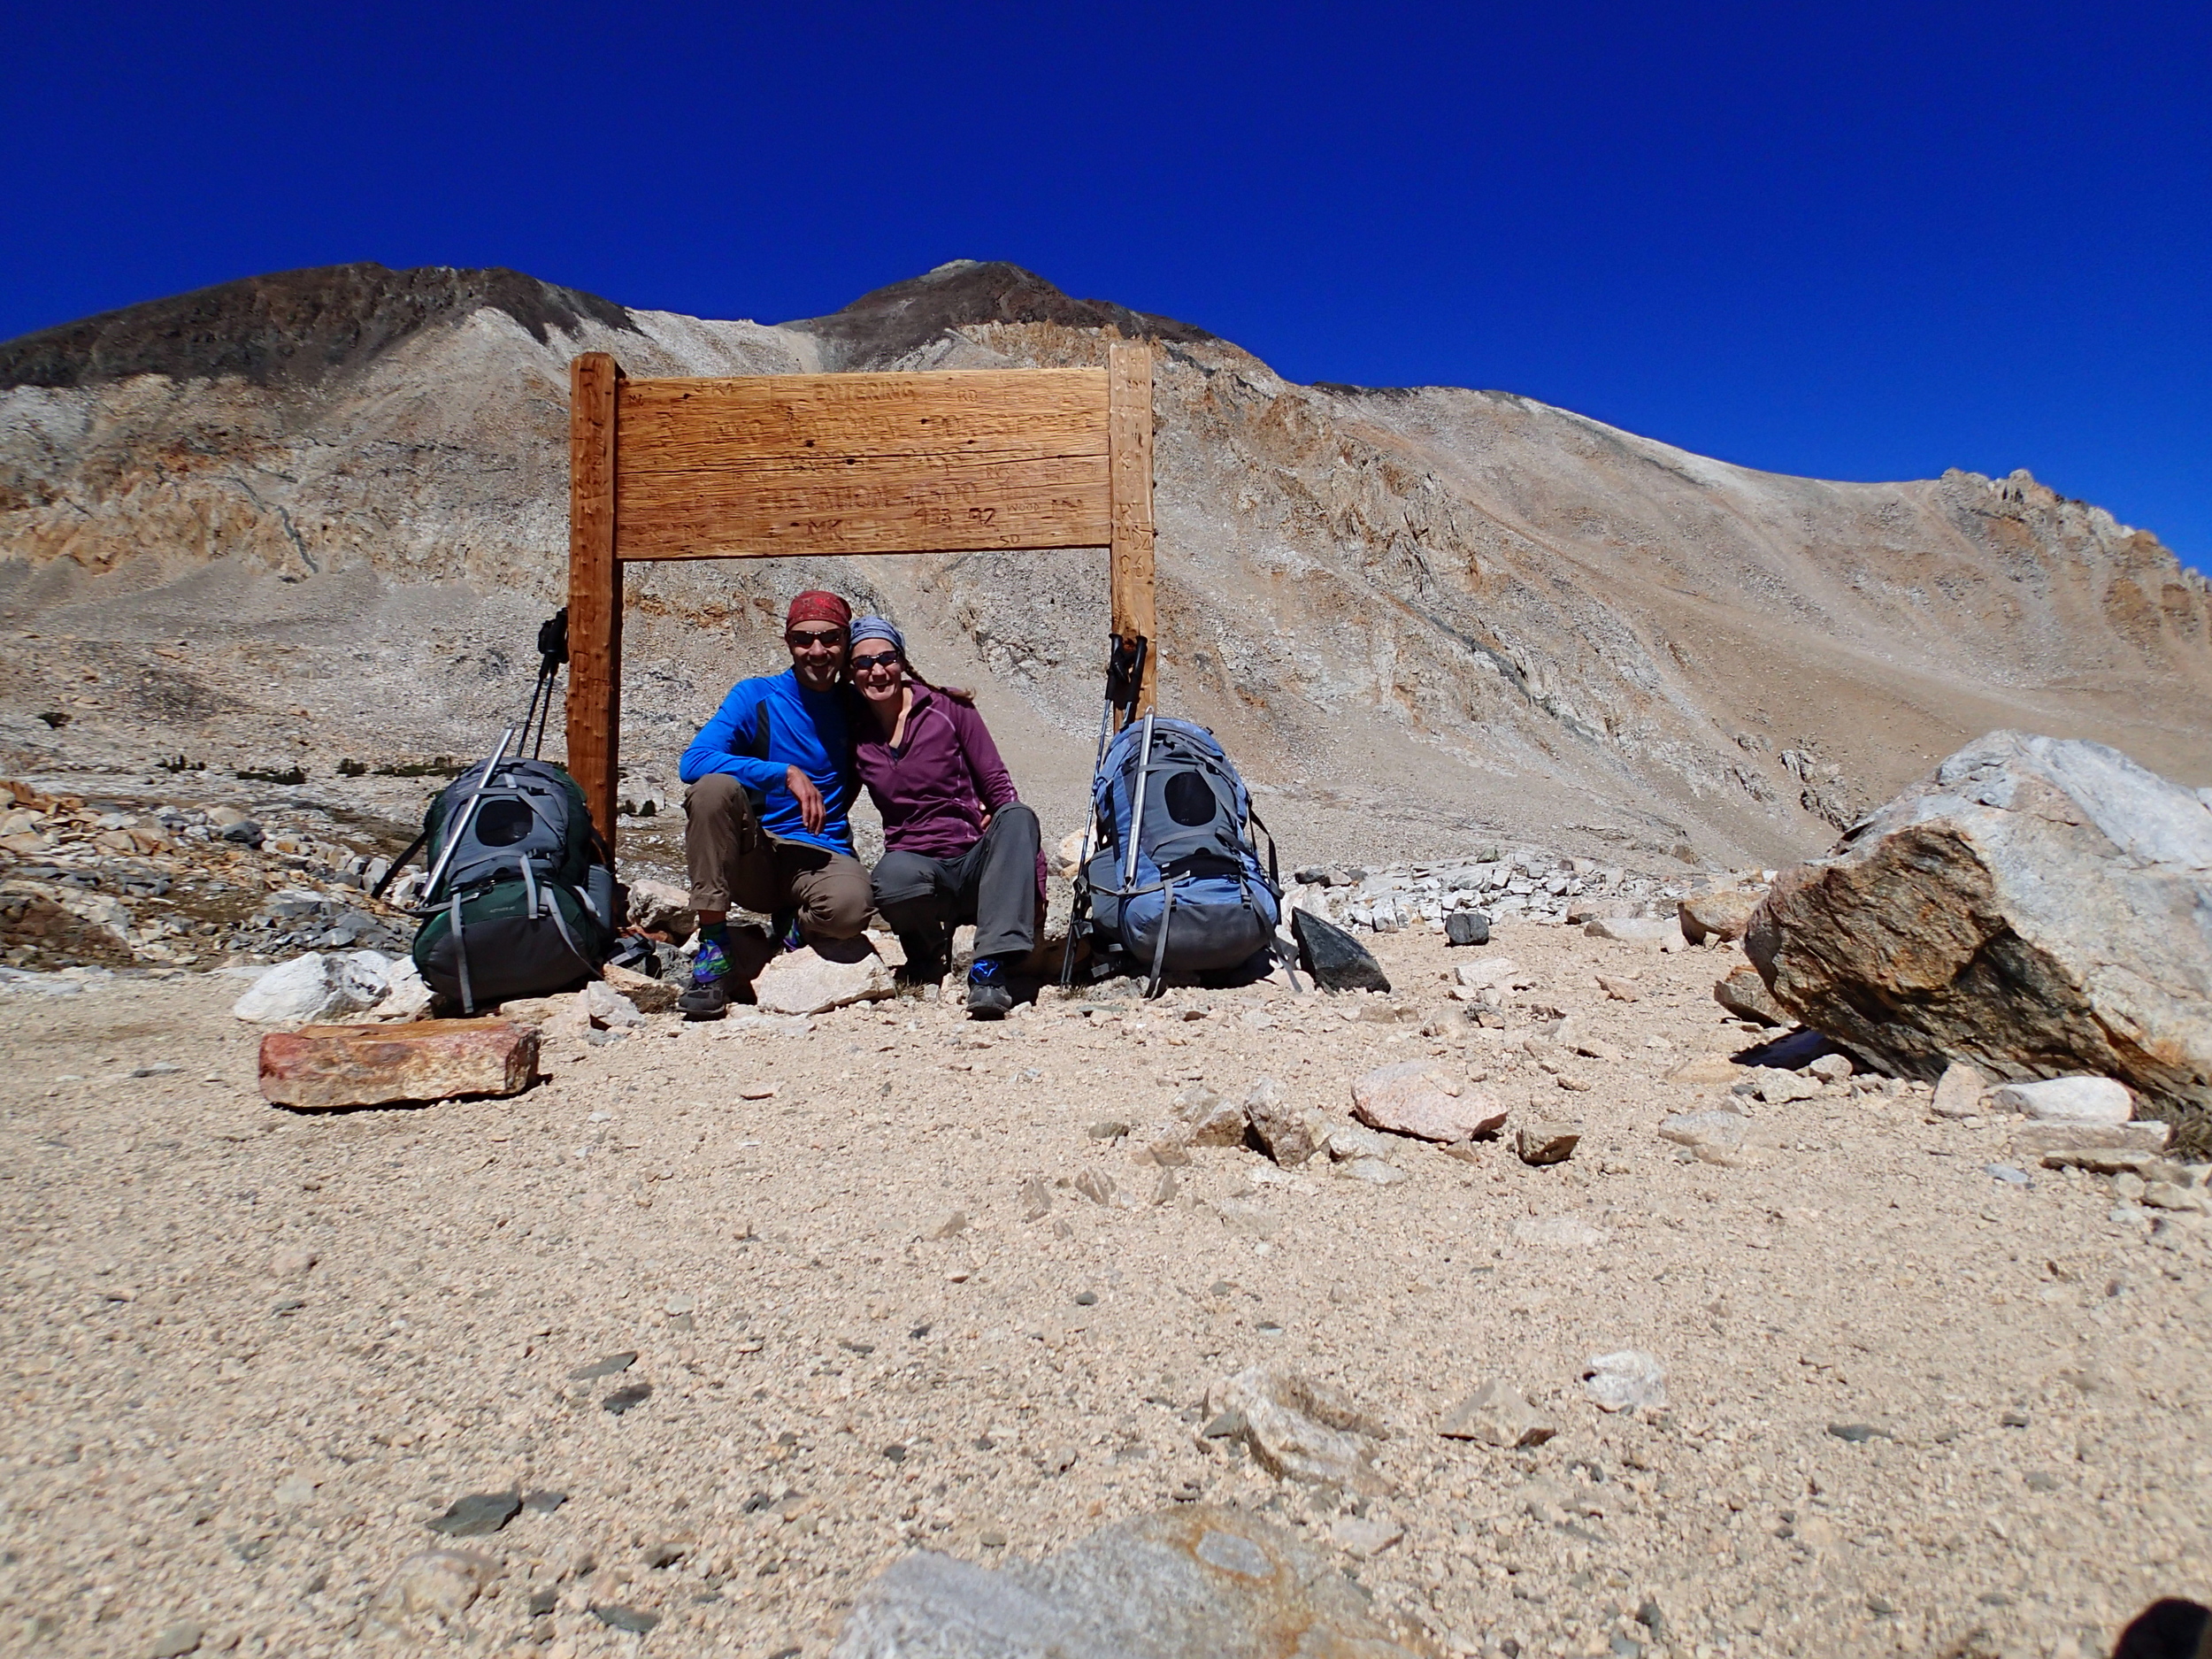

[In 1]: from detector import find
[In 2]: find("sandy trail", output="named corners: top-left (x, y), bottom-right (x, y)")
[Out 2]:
top-left (1, 923), bottom-right (2206, 1659)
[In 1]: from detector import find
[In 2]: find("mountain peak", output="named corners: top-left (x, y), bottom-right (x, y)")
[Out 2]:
top-left (780, 260), bottom-right (1212, 369)
top-left (0, 263), bottom-right (637, 392)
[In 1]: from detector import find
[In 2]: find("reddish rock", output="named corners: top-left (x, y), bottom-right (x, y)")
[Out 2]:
top-left (259, 1018), bottom-right (538, 1110)
top-left (1678, 886), bottom-right (1763, 944)
top-left (1351, 1062), bottom-right (1505, 1142)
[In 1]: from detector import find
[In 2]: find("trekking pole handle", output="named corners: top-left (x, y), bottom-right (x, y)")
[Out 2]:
top-left (419, 726), bottom-right (516, 902)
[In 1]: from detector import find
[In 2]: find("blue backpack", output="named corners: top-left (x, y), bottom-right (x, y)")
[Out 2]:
top-left (1079, 715), bottom-right (1286, 993)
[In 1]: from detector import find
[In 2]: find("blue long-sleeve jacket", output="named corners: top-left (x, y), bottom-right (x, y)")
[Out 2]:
top-left (679, 669), bottom-right (856, 854)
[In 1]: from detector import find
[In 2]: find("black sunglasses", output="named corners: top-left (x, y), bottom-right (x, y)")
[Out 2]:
top-left (785, 628), bottom-right (847, 649)
top-left (850, 649), bottom-right (902, 671)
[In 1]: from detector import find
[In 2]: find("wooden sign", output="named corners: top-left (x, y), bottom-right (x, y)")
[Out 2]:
top-left (564, 345), bottom-right (1156, 853)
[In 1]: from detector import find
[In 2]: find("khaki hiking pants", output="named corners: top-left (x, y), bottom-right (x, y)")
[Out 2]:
top-left (684, 773), bottom-right (871, 941)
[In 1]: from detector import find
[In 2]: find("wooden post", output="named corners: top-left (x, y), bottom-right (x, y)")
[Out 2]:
top-left (566, 352), bottom-right (624, 857)
top-left (1107, 342), bottom-right (1156, 715)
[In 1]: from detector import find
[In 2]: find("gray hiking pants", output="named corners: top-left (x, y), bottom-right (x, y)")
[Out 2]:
top-left (871, 803), bottom-right (1041, 962)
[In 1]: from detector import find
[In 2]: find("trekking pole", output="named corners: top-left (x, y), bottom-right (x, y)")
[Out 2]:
top-left (418, 726), bottom-right (516, 903)
top-left (1121, 711), bottom-right (1157, 891)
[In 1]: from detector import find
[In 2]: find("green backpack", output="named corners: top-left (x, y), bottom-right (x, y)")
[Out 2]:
top-left (407, 757), bottom-right (618, 1013)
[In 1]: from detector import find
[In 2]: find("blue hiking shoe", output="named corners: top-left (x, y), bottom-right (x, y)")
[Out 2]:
top-left (678, 935), bottom-right (735, 1020)
top-left (965, 955), bottom-right (1014, 1019)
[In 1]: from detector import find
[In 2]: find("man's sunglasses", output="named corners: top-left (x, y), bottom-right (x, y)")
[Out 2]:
top-left (849, 649), bottom-right (901, 672)
top-left (785, 628), bottom-right (847, 649)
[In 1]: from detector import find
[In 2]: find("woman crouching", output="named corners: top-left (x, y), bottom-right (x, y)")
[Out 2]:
top-left (847, 617), bottom-right (1041, 1018)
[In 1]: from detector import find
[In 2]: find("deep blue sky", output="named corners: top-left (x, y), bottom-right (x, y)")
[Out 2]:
top-left (10, 2), bottom-right (2208, 568)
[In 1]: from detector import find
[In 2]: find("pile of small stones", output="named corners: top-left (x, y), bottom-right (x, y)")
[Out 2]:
top-left (0, 779), bottom-right (412, 972)
top-left (1286, 851), bottom-right (1688, 933)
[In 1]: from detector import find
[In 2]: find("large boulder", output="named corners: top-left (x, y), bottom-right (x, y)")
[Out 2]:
top-left (1745, 732), bottom-right (2212, 1136)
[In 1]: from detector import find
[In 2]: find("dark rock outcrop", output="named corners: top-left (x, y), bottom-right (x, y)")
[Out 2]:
top-left (0, 263), bottom-right (637, 390)
top-left (784, 258), bottom-right (1212, 370)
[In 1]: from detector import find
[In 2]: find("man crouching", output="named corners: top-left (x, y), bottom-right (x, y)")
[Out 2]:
top-left (677, 591), bottom-right (871, 1018)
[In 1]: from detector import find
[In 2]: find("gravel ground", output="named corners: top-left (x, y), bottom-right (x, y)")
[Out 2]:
top-left (2, 923), bottom-right (2208, 1659)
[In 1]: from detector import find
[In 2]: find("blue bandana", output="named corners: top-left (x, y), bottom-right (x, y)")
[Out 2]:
top-left (849, 615), bottom-right (906, 657)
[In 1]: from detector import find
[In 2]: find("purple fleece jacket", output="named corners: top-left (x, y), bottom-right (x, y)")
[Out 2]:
top-left (851, 686), bottom-right (1017, 859)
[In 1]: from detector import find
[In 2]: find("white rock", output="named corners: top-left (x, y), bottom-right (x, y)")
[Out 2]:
top-left (365, 956), bottom-right (435, 1022)
top-left (1511, 1213), bottom-right (1611, 1248)
top-left (1583, 1349), bottom-right (1667, 1412)
top-left (232, 954), bottom-right (335, 1023)
top-left (754, 940), bottom-right (894, 1016)
top-left (329, 950), bottom-right (392, 1015)
top-left (1454, 957), bottom-right (1520, 990)
top-left (1325, 1124), bottom-right (1393, 1162)
top-left (582, 979), bottom-right (644, 1027)
top-left (1992, 1075), bottom-right (2133, 1124)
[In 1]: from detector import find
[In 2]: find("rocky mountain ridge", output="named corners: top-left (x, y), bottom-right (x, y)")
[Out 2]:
top-left (2, 258), bottom-right (2206, 876)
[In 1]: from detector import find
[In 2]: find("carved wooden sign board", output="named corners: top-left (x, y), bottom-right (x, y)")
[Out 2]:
top-left (563, 344), bottom-right (1156, 855)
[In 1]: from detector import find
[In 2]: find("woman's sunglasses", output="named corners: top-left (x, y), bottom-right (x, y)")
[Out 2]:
top-left (850, 649), bottom-right (902, 672)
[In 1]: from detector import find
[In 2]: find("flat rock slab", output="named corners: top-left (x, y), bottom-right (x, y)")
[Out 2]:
top-left (2013, 1120), bottom-right (2171, 1156)
top-left (755, 939), bottom-right (893, 1016)
top-left (1993, 1075), bottom-right (2134, 1124)
top-left (1454, 956), bottom-right (1520, 990)
top-left (1352, 1061), bottom-right (1506, 1142)
top-left (599, 961), bottom-right (680, 1014)
top-left (830, 1504), bottom-right (1431, 1658)
top-left (1291, 908), bottom-right (1390, 994)
top-left (1439, 1379), bottom-right (1557, 1448)
top-left (257, 1018), bottom-right (537, 1110)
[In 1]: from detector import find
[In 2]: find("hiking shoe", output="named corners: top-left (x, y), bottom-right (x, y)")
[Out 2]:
top-left (679, 936), bottom-right (734, 1020)
top-left (965, 956), bottom-right (1014, 1019)
top-left (678, 976), bottom-right (733, 1019)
